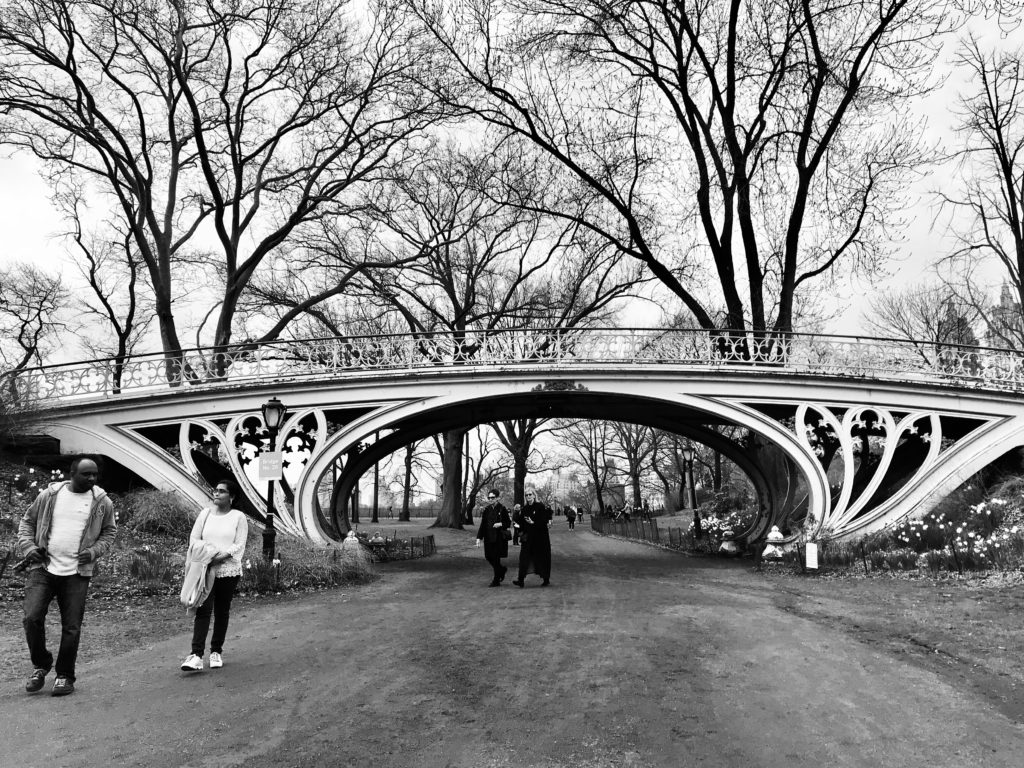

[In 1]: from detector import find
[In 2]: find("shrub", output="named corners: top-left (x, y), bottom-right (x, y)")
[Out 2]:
top-left (119, 489), bottom-right (198, 537)
top-left (238, 522), bottom-right (377, 594)
top-left (699, 486), bottom-right (756, 520)
top-left (127, 546), bottom-right (179, 589)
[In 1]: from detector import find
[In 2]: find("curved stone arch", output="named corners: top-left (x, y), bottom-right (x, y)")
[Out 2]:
top-left (41, 420), bottom-right (213, 510)
top-left (295, 386), bottom-right (828, 545)
top-left (329, 416), bottom-right (780, 541)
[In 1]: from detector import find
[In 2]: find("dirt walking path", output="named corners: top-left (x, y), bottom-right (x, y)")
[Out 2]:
top-left (1, 527), bottom-right (1022, 768)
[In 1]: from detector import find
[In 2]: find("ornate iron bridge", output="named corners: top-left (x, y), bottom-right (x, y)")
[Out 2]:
top-left (5, 328), bottom-right (1024, 403)
top-left (5, 328), bottom-right (1024, 547)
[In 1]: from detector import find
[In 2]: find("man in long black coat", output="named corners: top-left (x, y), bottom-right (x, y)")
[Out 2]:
top-left (512, 489), bottom-right (553, 588)
top-left (475, 489), bottom-right (512, 587)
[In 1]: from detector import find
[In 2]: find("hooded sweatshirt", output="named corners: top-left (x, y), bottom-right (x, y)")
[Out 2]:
top-left (18, 480), bottom-right (117, 578)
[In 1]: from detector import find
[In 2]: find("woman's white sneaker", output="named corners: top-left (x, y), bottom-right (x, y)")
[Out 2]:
top-left (209, 652), bottom-right (223, 669)
top-left (180, 654), bottom-right (203, 672)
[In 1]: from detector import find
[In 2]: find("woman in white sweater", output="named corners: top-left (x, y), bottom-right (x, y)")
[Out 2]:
top-left (180, 480), bottom-right (248, 672)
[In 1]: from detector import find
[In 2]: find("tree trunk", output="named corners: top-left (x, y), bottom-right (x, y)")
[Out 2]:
top-left (462, 431), bottom-right (474, 526)
top-left (513, 452), bottom-right (528, 505)
top-left (714, 452), bottom-right (722, 492)
top-left (400, 442), bottom-right (413, 522)
top-left (433, 428), bottom-right (467, 528)
top-left (371, 456), bottom-right (379, 524)
top-left (589, 465), bottom-right (606, 516)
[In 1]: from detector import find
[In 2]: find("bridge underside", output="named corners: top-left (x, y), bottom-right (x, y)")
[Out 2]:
top-left (32, 370), bottom-right (1024, 546)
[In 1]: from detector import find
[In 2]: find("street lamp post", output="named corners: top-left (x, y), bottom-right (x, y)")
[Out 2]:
top-left (261, 396), bottom-right (288, 560)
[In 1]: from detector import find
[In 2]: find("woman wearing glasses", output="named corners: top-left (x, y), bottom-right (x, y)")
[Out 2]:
top-left (475, 488), bottom-right (512, 586)
top-left (512, 489), bottom-right (553, 588)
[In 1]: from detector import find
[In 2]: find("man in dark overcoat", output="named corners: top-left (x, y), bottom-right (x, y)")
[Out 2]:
top-left (475, 489), bottom-right (512, 586)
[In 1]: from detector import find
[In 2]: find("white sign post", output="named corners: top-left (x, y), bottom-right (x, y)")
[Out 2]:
top-left (258, 451), bottom-right (284, 481)
top-left (805, 541), bottom-right (819, 571)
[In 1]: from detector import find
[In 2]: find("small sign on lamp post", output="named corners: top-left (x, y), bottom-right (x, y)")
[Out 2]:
top-left (258, 451), bottom-right (283, 481)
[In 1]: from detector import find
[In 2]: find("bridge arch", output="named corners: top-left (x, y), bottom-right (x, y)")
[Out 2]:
top-left (296, 383), bottom-right (828, 545)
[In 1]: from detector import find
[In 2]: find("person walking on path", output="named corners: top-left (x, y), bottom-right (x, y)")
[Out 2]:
top-left (18, 456), bottom-right (117, 697)
top-left (512, 489), bottom-right (553, 588)
top-left (566, 505), bottom-right (577, 531)
top-left (475, 488), bottom-right (512, 586)
top-left (181, 480), bottom-right (248, 673)
top-left (511, 503), bottom-right (523, 545)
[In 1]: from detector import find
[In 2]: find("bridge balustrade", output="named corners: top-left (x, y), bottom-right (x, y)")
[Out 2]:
top-left (4, 328), bottom-right (1024, 404)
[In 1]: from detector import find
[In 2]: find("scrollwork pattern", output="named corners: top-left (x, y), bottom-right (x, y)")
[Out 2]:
top-left (7, 329), bottom-right (1024, 405)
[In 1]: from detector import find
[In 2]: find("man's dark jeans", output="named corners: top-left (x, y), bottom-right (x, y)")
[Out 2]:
top-left (191, 575), bottom-right (240, 656)
top-left (23, 569), bottom-right (91, 682)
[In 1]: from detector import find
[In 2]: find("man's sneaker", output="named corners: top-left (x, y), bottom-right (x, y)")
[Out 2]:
top-left (180, 654), bottom-right (203, 672)
top-left (25, 668), bottom-right (47, 693)
top-left (209, 652), bottom-right (223, 669)
top-left (51, 677), bottom-right (74, 697)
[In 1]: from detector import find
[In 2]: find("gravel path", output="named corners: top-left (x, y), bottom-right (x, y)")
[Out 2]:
top-left (1, 526), bottom-right (1022, 767)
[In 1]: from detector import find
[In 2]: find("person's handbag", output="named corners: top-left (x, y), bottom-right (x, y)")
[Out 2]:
top-left (503, 527), bottom-right (512, 541)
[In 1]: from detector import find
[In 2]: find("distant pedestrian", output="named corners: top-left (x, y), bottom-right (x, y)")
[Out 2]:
top-left (475, 489), bottom-right (512, 586)
top-left (511, 503), bottom-right (523, 545)
top-left (19, 456), bottom-right (117, 697)
top-left (565, 505), bottom-right (577, 531)
top-left (180, 479), bottom-right (248, 673)
top-left (512, 490), bottom-right (553, 588)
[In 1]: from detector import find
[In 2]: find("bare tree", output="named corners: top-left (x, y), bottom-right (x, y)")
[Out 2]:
top-left (342, 145), bottom-right (641, 528)
top-left (383, 439), bottom-right (434, 522)
top-left (553, 419), bottom-right (616, 516)
top-left (54, 187), bottom-right (152, 389)
top-left (0, 262), bottom-right (68, 375)
top-left (866, 282), bottom-right (980, 364)
top-left (408, 0), bottom-right (958, 340)
top-left (941, 38), bottom-right (1024, 349)
top-left (491, 418), bottom-right (557, 505)
top-left (606, 422), bottom-right (656, 509)
top-left (0, 0), bottom-right (443, 374)
top-left (461, 425), bottom-right (515, 524)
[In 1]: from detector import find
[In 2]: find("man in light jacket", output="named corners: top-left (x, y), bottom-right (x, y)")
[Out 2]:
top-left (17, 456), bottom-right (117, 697)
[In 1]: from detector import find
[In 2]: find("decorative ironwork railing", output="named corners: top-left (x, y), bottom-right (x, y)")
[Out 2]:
top-left (3, 328), bottom-right (1024, 404)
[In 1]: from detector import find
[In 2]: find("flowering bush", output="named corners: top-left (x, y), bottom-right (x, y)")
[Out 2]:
top-left (699, 487), bottom-right (756, 520)
top-left (127, 546), bottom-right (179, 593)
top-left (808, 473), bottom-right (1024, 574)
top-left (690, 508), bottom-right (757, 544)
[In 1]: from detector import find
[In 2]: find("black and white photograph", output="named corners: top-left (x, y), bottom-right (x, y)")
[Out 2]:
top-left (2, 1), bottom-right (1024, 765)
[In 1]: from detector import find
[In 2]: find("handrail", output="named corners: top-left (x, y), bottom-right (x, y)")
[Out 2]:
top-left (2, 327), bottom-right (1022, 404)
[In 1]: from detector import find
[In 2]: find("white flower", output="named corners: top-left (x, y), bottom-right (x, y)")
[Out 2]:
top-left (272, 558), bottom-right (281, 566)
